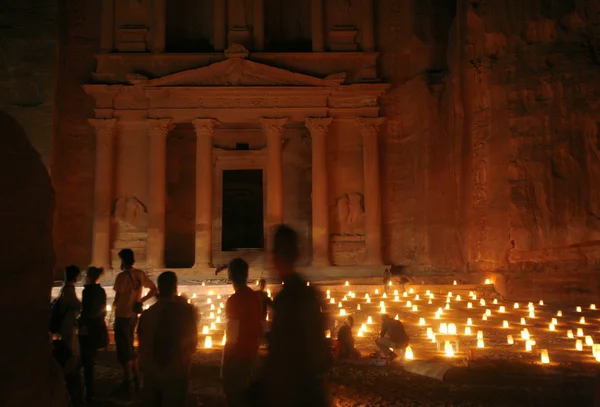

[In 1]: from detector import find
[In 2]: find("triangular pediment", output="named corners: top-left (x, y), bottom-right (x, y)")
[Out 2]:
top-left (131, 55), bottom-right (340, 88)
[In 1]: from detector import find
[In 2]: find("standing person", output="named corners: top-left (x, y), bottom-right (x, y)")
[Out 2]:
top-left (78, 266), bottom-right (108, 405)
top-left (375, 314), bottom-right (409, 361)
top-left (222, 258), bottom-right (263, 407)
top-left (138, 271), bottom-right (198, 407)
top-left (256, 278), bottom-right (273, 321)
top-left (112, 248), bottom-right (158, 398)
top-left (264, 225), bottom-right (331, 407)
top-left (56, 265), bottom-right (84, 407)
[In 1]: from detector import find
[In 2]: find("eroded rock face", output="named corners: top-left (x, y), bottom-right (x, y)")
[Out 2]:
top-left (0, 111), bottom-right (65, 406)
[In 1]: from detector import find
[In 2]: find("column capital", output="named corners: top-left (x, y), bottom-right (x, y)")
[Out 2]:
top-left (305, 117), bottom-right (333, 134)
top-left (355, 117), bottom-right (385, 134)
top-left (260, 117), bottom-right (288, 134)
top-left (193, 118), bottom-right (219, 135)
top-left (88, 118), bottom-right (117, 134)
top-left (147, 118), bottom-right (174, 136)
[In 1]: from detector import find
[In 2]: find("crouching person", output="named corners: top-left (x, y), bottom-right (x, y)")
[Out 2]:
top-left (336, 316), bottom-right (361, 360)
top-left (138, 271), bottom-right (198, 407)
top-left (375, 314), bottom-right (409, 361)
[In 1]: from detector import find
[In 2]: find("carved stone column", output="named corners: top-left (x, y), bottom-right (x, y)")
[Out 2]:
top-left (253, 0), bottom-right (264, 50)
top-left (261, 117), bottom-right (288, 256)
top-left (100, 0), bottom-right (115, 52)
top-left (362, 0), bottom-right (375, 52)
top-left (214, 0), bottom-right (226, 51)
top-left (311, 0), bottom-right (325, 51)
top-left (146, 119), bottom-right (173, 269)
top-left (356, 117), bottom-right (385, 265)
top-left (306, 117), bottom-right (333, 266)
top-left (89, 118), bottom-right (117, 268)
top-left (193, 119), bottom-right (219, 267)
top-left (151, 0), bottom-right (166, 52)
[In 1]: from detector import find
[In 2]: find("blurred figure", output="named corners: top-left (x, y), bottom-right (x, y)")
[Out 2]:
top-left (222, 258), bottom-right (263, 407)
top-left (138, 271), bottom-right (198, 407)
top-left (264, 225), bottom-right (331, 407)
top-left (112, 248), bottom-right (158, 398)
top-left (336, 316), bottom-right (360, 360)
top-left (383, 268), bottom-right (391, 294)
top-left (375, 314), bottom-right (409, 361)
top-left (256, 278), bottom-right (273, 321)
top-left (78, 266), bottom-right (108, 405)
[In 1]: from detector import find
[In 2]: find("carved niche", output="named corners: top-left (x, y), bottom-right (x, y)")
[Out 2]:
top-left (333, 192), bottom-right (365, 235)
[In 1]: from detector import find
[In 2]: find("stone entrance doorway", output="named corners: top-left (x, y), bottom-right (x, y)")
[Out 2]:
top-left (221, 169), bottom-right (264, 251)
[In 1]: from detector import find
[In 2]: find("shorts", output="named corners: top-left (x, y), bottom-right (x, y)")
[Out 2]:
top-left (114, 317), bottom-right (137, 365)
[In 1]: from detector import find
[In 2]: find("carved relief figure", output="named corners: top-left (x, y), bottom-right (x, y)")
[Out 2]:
top-left (335, 193), bottom-right (365, 235)
top-left (113, 195), bottom-right (148, 231)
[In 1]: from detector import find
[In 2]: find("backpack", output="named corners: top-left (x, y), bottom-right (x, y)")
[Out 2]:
top-left (49, 290), bottom-right (67, 334)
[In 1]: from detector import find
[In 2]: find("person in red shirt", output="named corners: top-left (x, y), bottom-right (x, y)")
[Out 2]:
top-left (222, 258), bottom-right (262, 407)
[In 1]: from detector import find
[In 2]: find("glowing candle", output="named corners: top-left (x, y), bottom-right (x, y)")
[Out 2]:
top-left (485, 279), bottom-right (491, 284)
top-left (593, 344), bottom-right (600, 358)
top-left (338, 302), bottom-right (342, 308)
top-left (438, 307), bottom-right (444, 314)
top-left (434, 312), bottom-right (440, 319)
top-left (325, 330), bottom-right (331, 338)
top-left (503, 320), bottom-right (509, 329)
top-left (445, 341), bottom-right (455, 356)
top-left (464, 326), bottom-right (472, 335)
top-left (445, 303), bottom-right (450, 310)
top-left (380, 306), bottom-right (386, 314)
top-left (345, 281), bottom-right (349, 286)
top-left (552, 318), bottom-right (558, 325)
top-left (453, 280), bottom-right (457, 285)
top-left (343, 296), bottom-right (348, 301)
top-left (480, 299), bottom-right (486, 306)
top-left (538, 300), bottom-right (544, 306)
top-left (405, 346), bottom-right (414, 360)
top-left (394, 314), bottom-right (399, 320)
top-left (426, 327), bottom-right (434, 338)
top-left (204, 336), bottom-right (212, 348)
top-left (209, 312), bottom-right (215, 319)
top-left (467, 302), bottom-right (473, 309)
top-left (456, 295), bottom-right (461, 301)
top-left (514, 303), bottom-right (519, 309)
top-left (367, 316), bottom-right (373, 324)
top-left (106, 305), bottom-right (111, 312)
top-left (394, 296), bottom-right (400, 302)
top-left (394, 290), bottom-right (399, 295)
top-left (521, 317), bottom-right (526, 325)
top-left (382, 293), bottom-right (388, 299)
top-left (330, 298), bottom-right (335, 304)
top-left (448, 292), bottom-right (453, 298)
top-left (379, 301), bottom-right (385, 307)
top-left (477, 339), bottom-right (485, 348)
top-left (207, 298), bottom-right (212, 304)
top-left (406, 301), bottom-right (412, 307)
top-left (326, 290), bottom-right (330, 295)
top-left (266, 289), bottom-right (271, 297)
top-left (482, 314), bottom-right (487, 321)
top-left (525, 340), bottom-right (533, 352)
top-left (439, 323), bottom-right (448, 334)
top-left (499, 306), bottom-right (506, 313)
top-left (210, 304), bottom-right (215, 310)
top-left (576, 339), bottom-right (583, 351)
top-left (419, 317), bottom-right (426, 326)
top-left (306, 281), bottom-right (310, 286)
top-left (540, 349), bottom-right (549, 364)
top-left (339, 309), bottom-right (346, 316)
top-left (365, 293), bottom-right (369, 299)
top-left (357, 304), bottom-right (361, 310)
top-left (529, 310), bottom-right (535, 318)
top-left (472, 294), bottom-right (477, 300)
top-left (446, 298), bottom-right (450, 304)
top-left (361, 323), bottom-right (367, 331)
top-left (366, 298), bottom-right (371, 303)
top-left (580, 317), bottom-right (586, 324)
top-left (486, 309), bottom-right (492, 316)
top-left (557, 310), bottom-right (562, 317)
top-left (357, 330), bottom-right (364, 337)
top-left (202, 326), bottom-right (209, 335)
top-left (507, 335), bottom-right (514, 345)
top-left (403, 292), bottom-right (408, 298)
top-left (448, 323), bottom-right (457, 335)
top-left (428, 299), bottom-right (433, 304)
top-left (567, 330), bottom-right (574, 339)
top-left (412, 305), bottom-right (418, 312)
top-left (586, 336), bottom-right (594, 346)
top-left (592, 304), bottom-right (597, 310)
top-left (577, 306), bottom-right (582, 312)
top-left (521, 329), bottom-right (530, 340)
top-left (220, 302), bottom-right (225, 308)
top-left (222, 334), bottom-right (227, 345)
top-left (467, 318), bottom-right (472, 326)
top-left (549, 324), bottom-right (555, 331)
top-left (409, 288), bottom-right (414, 294)
top-left (426, 290), bottom-right (431, 295)
top-left (577, 328), bottom-right (584, 337)
top-left (429, 293), bottom-right (434, 299)
top-left (493, 299), bottom-right (498, 305)
top-left (477, 330), bottom-right (483, 339)
top-left (210, 322), bottom-right (216, 330)
top-left (216, 316), bottom-right (222, 323)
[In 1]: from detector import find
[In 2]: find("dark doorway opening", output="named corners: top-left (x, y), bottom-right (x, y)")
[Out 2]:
top-left (221, 169), bottom-right (264, 251)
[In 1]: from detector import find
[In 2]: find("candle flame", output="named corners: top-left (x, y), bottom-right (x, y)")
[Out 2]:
top-left (405, 345), bottom-right (414, 359)
top-left (507, 335), bottom-right (514, 345)
top-left (204, 336), bottom-right (212, 348)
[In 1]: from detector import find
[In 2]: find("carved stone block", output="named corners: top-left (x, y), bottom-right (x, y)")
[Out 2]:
top-left (116, 27), bottom-right (149, 52)
top-left (329, 26), bottom-right (358, 52)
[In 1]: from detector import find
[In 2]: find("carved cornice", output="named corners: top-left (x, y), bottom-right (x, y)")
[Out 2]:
top-left (260, 117), bottom-right (288, 134)
top-left (192, 118), bottom-right (220, 136)
top-left (305, 117), bottom-right (333, 134)
top-left (355, 117), bottom-right (385, 135)
top-left (147, 118), bottom-right (174, 136)
top-left (88, 118), bottom-right (117, 135)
